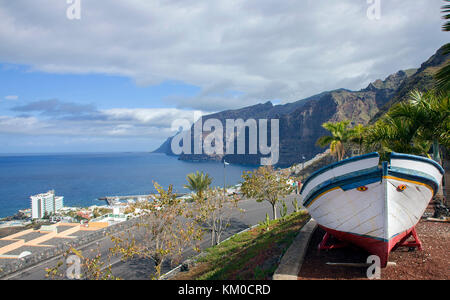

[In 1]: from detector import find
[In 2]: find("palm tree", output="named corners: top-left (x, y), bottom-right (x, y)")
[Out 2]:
top-left (316, 120), bottom-right (353, 161)
top-left (385, 90), bottom-right (449, 204)
top-left (437, 2), bottom-right (450, 205)
top-left (388, 90), bottom-right (449, 162)
top-left (184, 171), bottom-right (213, 200)
top-left (436, 44), bottom-right (450, 93)
top-left (435, 2), bottom-right (450, 92)
top-left (443, 0), bottom-right (450, 31)
top-left (364, 90), bottom-right (449, 204)
top-left (364, 115), bottom-right (431, 159)
top-left (349, 124), bottom-right (366, 156)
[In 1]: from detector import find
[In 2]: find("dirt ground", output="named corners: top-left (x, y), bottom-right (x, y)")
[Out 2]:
top-left (298, 219), bottom-right (449, 280)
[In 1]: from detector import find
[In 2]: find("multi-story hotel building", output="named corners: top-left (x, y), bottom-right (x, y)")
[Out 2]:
top-left (30, 190), bottom-right (64, 219)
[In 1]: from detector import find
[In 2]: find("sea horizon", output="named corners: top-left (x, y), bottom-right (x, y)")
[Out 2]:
top-left (0, 152), bottom-right (256, 218)
top-left (0, 150), bottom-right (154, 156)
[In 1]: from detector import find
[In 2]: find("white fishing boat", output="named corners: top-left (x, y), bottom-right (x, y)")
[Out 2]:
top-left (300, 152), bottom-right (444, 267)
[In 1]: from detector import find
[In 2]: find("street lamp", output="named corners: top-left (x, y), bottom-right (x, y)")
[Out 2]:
top-left (301, 155), bottom-right (306, 183)
top-left (223, 159), bottom-right (230, 198)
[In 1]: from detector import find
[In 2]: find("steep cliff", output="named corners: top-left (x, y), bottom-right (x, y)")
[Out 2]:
top-left (371, 45), bottom-right (450, 122)
top-left (154, 45), bottom-right (449, 167)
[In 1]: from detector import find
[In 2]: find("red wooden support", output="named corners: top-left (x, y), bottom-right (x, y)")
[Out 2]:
top-left (318, 232), bottom-right (348, 250)
top-left (392, 227), bottom-right (423, 251)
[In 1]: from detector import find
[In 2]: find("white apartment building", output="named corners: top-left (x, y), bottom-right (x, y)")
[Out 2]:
top-left (30, 190), bottom-right (64, 219)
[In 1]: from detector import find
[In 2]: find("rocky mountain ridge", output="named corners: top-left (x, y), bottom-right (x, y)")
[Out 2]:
top-left (154, 45), bottom-right (449, 167)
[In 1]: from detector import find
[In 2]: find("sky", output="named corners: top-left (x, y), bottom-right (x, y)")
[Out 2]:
top-left (0, 0), bottom-right (448, 153)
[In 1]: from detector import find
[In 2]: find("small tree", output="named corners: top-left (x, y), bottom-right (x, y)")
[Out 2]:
top-left (45, 247), bottom-right (119, 280)
top-left (193, 188), bottom-right (242, 246)
top-left (259, 213), bottom-right (271, 231)
top-left (279, 200), bottom-right (288, 219)
top-left (292, 198), bottom-right (300, 213)
top-left (109, 182), bottom-right (203, 279)
top-left (241, 166), bottom-right (293, 220)
top-left (45, 183), bottom-right (203, 280)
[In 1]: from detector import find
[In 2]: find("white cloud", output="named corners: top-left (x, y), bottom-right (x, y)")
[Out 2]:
top-left (0, 106), bottom-right (202, 138)
top-left (4, 95), bottom-right (18, 101)
top-left (102, 108), bottom-right (203, 128)
top-left (0, 0), bottom-right (446, 112)
top-left (0, 116), bottom-right (43, 133)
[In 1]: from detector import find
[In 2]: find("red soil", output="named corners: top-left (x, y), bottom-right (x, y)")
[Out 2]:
top-left (298, 219), bottom-right (449, 280)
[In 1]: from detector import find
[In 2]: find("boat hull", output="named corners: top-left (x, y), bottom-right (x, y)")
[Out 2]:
top-left (300, 152), bottom-right (444, 267)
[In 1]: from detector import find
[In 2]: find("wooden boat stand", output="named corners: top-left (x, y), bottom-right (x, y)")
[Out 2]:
top-left (391, 227), bottom-right (423, 251)
top-left (318, 227), bottom-right (423, 252)
top-left (318, 232), bottom-right (348, 250)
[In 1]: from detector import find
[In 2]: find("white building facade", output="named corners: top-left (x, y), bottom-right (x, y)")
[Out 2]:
top-left (30, 190), bottom-right (64, 219)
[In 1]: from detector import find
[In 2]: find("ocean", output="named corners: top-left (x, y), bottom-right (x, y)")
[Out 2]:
top-left (0, 152), bottom-right (256, 218)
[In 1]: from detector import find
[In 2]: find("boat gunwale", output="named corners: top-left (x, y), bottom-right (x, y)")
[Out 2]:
top-left (387, 168), bottom-right (439, 196)
top-left (302, 166), bottom-right (382, 207)
top-left (301, 152), bottom-right (444, 196)
top-left (299, 152), bottom-right (380, 195)
top-left (390, 152), bottom-right (444, 175)
top-left (302, 166), bottom-right (439, 209)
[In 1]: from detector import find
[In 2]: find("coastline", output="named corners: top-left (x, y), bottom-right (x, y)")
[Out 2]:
top-left (0, 152), bottom-right (255, 219)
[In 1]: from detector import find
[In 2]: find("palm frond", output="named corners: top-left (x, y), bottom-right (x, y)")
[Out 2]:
top-left (435, 62), bottom-right (450, 93)
top-left (442, 2), bottom-right (450, 32)
top-left (316, 135), bottom-right (334, 147)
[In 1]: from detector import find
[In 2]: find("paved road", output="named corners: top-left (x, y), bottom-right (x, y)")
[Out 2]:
top-left (3, 195), bottom-right (302, 280)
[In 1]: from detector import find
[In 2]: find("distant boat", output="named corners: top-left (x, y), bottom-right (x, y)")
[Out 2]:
top-left (300, 152), bottom-right (444, 267)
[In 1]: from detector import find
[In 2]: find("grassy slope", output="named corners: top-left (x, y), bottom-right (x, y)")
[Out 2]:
top-left (172, 211), bottom-right (310, 280)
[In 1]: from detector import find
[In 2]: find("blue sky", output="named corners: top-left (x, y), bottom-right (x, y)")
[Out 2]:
top-left (0, 64), bottom-right (205, 152)
top-left (0, 0), bottom-right (447, 153)
top-left (0, 64), bottom-right (200, 110)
